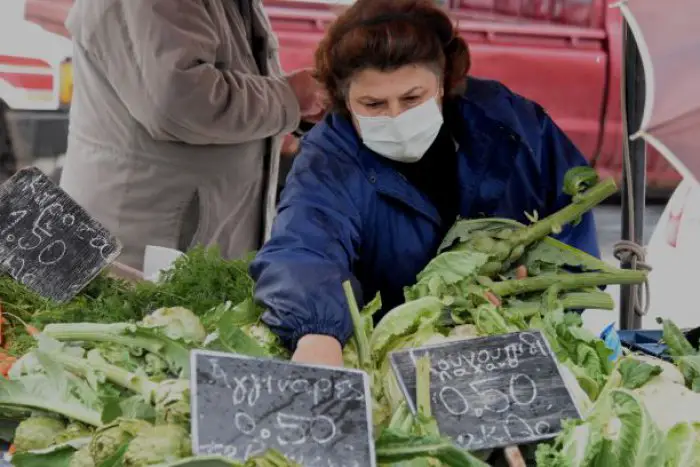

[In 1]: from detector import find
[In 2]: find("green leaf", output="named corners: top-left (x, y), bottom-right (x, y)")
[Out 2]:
top-left (10, 438), bottom-right (90, 467)
top-left (405, 251), bottom-right (489, 301)
top-left (10, 445), bottom-right (75, 467)
top-left (216, 317), bottom-right (269, 358)
top-left (375, 429), bottom-right (489, 466)
top-left (224, 299), bottom-right (261, 327)
top-left (659, 318), bottom-right (697, 358)
top-left (439, 218), bottom-right (512, 253)
top-left (42, 323), bottom-right (192, 377)
top-left (416, 251), bottom-right (489, 286)
top-left (563, 166), bottom-right (599, 196)
top-left (101, 395), bottom-right (156, 425)
top-left (605, 389), bottom-right (665, 466)
top-left (369, 297), bottom-right (444, 362)
top-left (534, 419), bottom-right (603, 467)
top-left (617, 358), bottom-right (662, 390)
top-left (99, 441), bottom-right (130, 466)
top-left (675, 355), bottom-right (700, 391)
top-left (663, 422), bottom-right (700, 466)
top-left (0, 370), bottom-right (103, 426)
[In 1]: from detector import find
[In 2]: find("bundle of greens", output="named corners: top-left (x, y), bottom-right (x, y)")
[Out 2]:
top-left (0, 246), bottom-right (259, 356)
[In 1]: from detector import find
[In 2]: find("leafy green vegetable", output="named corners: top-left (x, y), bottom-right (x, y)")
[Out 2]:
top-left (375, 430), bottom-right (489, 466)
top-left (42, 322), bottom-right (192, 377)
top-left (439, 168), bottom-right (617, 275)
top-left (0, 369), bottom-right (102, 426)
top-left (663, 422), bottom-right (700, 466)
top-left (675, 355), bottom-right (700, 392)
top-left (142, 307), bottom-right (206, 345)
top-left (11, 438), bottom-right (90, 467)
top-left (1, 246), bottom-right (256, 356)
top-left (405, 251), bottom-right (489, 300)
top-left (618, 358), bottom-right (663, 390)
top-left (45, 348), bottom-right (190, 426)
top-left (369, 297), bottom-right (444, 362)
top-left (658, 318), bottom-right (697, 358)
top-left (537, 388), bottom-right (665, 467)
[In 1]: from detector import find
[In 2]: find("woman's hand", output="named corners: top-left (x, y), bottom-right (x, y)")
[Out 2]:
top-left (292, 334), bottom-right (344, 367)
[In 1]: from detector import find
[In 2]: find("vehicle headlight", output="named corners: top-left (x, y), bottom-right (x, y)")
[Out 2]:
top-left (59, 59), bottom-right (73, 106)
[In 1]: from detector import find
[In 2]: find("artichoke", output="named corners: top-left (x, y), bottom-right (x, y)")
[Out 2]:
top-left (13, 415), bottom-right (65, 452)
top-left (153, 379), bottom-right (190, 426)
top-left (122, 424), bottom-right (191, 466)
top-left (69, 445), bottom-right (96, 467)
top-left (53, 422), bottom-right (94, 445)
top-left (89, 418), bottom-right (151, 465)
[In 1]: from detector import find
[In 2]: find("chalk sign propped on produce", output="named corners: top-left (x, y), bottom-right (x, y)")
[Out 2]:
top-left (190, 350), bottom-right (376, 467)
top-left (0, 167), bottom-right (121, 302)
top-left (390, 330), bottom-right (580, 452)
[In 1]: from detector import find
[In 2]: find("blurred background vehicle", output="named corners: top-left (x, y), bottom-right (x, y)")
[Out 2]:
top-left (9, 0), bottom-right (680, 197)
top-left (0, 0), bottom-right (72, 184)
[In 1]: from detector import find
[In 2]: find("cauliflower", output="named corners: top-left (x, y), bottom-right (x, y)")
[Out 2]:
top-left (141, 307), bottom-right (206, 344)
top-left (13, 415), bottom-right (66, 452)
top-left (633, 375), bottom-right (700, 432)
top-left (601, 354), bottom-right (700, 432)
top-left (122, 424), bottom-right (191, 466)
top-left (69, 445), bottom-right (96, 467)
top-left (89, 418), bottom-right (152, 465)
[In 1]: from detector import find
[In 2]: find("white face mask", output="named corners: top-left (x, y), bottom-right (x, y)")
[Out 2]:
top-left (354, 96), bottom-right (444, 163)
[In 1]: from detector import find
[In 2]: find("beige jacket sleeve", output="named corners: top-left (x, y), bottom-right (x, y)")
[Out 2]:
top-left (72, 0), bottom-right (300, 145)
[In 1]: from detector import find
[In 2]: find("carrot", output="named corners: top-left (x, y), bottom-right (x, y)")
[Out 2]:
top-left (484, 291), bottom-right (502, 307)
top-left (487, 266), bottom-right (527, 309)
top-left (0, 354), bottom-right (16, 377)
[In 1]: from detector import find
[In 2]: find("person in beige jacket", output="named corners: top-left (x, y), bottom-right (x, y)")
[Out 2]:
top-left (60, 0), bottom-right (326, 269)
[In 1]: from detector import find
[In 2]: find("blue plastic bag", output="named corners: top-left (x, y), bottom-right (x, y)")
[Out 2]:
top-left (601, 322), bottom-right (622, 361)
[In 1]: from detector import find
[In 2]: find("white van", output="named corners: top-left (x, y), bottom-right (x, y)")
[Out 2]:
top-left (0, 0), bottom-right (73, 182)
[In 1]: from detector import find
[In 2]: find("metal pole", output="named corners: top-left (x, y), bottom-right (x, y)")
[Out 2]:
top-left (619, 21), bottom-right (647, 330)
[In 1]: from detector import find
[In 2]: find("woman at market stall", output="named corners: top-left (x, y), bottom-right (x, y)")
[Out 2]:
top-left (250, 0), bottom-right (601, 367)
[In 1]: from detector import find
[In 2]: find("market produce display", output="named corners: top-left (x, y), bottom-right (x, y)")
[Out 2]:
top-left (0, 168), bottom-right (697, 466)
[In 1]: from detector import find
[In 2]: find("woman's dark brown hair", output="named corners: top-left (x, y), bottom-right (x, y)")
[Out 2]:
top-left (314, 0), bottom-right (471, 114)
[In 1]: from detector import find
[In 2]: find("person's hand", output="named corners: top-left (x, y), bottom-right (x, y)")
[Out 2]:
top-left (292, 334), bottom-right (344, 367)
top-left (286, 69), bottom-right (330, 120)
top-left (281, 134), bottom-right (300, 157)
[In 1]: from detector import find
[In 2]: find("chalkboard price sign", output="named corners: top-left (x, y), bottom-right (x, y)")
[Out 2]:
top-left (0, 167), bottom-right (122, 302)
top-left (390, 330), bottom-right (580, 452)
top-left (191, 350), bottom-right (376, 466)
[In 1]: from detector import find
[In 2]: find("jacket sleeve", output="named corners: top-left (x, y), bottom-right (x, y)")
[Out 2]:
top-left (538, 108), bottom-right (601, 258)
top-left (249, 143), bottom-right (363, 350)
top-left (75, 0), bottom-right (300, 145)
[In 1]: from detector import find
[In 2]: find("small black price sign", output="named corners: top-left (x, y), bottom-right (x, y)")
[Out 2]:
top-left (390, 330), bottom-right (580, 452)
top-left (0, 168), bottom-right (121, 302)
top-left (190, 350), bottom-right (376, 466)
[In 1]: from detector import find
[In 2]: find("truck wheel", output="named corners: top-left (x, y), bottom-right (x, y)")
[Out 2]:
top-left (0, 102), bottom-right (17, 184)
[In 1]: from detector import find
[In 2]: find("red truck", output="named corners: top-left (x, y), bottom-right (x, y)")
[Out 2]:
top-left (22, 0), bottom-right (679, 195)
